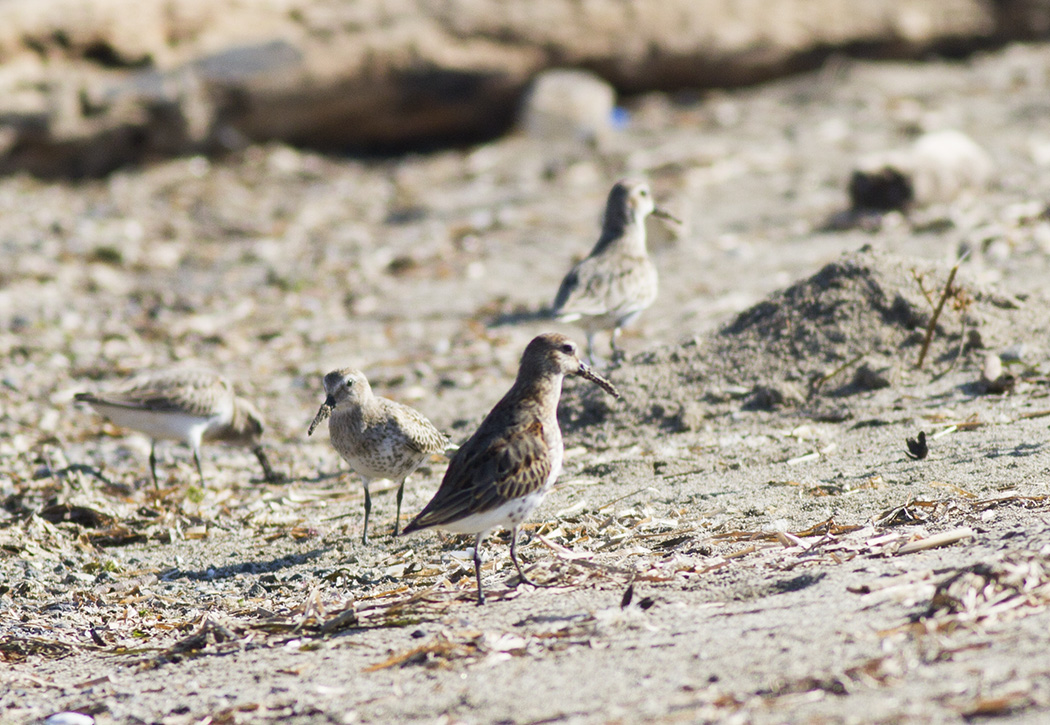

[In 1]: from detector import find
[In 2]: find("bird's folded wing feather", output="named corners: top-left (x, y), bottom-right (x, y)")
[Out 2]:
top-left (75, 374), bottom-right (226, 416)
top-left (409, 421), bottom-right (551, 528)
top-left (553, 259), bottom-right (612, 317)
top-left (389, 401), bottom-right (450, 454)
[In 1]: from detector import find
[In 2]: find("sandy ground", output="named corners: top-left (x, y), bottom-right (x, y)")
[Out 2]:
top-left (5, 43), bottom-right (1050, 724)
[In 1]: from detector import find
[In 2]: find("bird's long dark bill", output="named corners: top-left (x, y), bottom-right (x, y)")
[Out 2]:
top-left (307, 397), bottom-right (335, 436)
top-left (577, 364), bottom-right (620, 398)
top-left (652, 207), bottom-right (681, 224)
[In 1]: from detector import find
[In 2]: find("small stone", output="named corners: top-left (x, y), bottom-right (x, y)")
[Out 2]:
top-left (981, 353), bottom-right (1015, 394)
top-left (851, 363), bottom-right (891, 391)
top-left (746, 383), bottom-right (805, 411)
top-left (1000, 343), bottom-right (1026, 362)
top-left (244, 581), bottom-right (267, 598)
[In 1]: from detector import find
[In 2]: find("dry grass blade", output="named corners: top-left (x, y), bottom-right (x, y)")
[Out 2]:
top-left (895, 528), bottom-right (973, 555)
top-left (536, 534), bottom-right (634, 576)
top-left (973, 495), bottom-right (1047, 511)
top-left (0, 636), bottom-right (80, 663)
top-left (957, 690), bottom-right (1034, 719)
top-left (363, 633), bottom-right (467, 672)
top-left (809, 351), bottom-right (867, 396)
top-left (875, 500), bottom-right (940, 527)
top-left (361, 629), bottom-right (530, 673)
top-left (786, 451), bottom-right (821, 466)
top-left (710, 529), bottom-right (772, 542)
top-left (166, 618), bottom-right (240, 655)
top-left (321, 607), bottom-right (359, 633)
top-left (915, 255), bottom-right (965, 370)
top-left (929, 481), bottom-right (975, 498)
top-left (919, 551), bottom-right (1050, 630)
top-left (794, 517), bottom-right (858, 537)
top-left (1017, 409), bottom-right (1050, 420)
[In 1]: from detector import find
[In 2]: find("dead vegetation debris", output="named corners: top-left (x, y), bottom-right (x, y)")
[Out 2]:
top-left (920, 550), bottom-right (1050, 627)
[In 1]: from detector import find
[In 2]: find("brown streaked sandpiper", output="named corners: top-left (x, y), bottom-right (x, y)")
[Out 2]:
top-left (75, 368), bottom-right (277, 487)
top-left (307, 368), bottom-right (451, 544)
top-left (402, 333), bottom-right (619, 605)
top-left (552, 178), bottom-right (679, 363)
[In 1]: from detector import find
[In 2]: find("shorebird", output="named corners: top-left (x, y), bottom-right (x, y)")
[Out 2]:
top-left (75, 368), bottom-right (277, 487)
top-left (403, 333), bottom-right (620, 605)
top-left (307, 368), bottom-right (450, 544)
top-left (552, 179), bottom-right (679, 363)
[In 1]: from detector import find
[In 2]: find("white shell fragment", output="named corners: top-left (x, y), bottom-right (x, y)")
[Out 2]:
top-left (45, 714), bottom-right (95, 725)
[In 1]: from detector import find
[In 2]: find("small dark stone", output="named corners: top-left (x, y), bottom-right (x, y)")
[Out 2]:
top-left (851, 363), bottom-right (891, 391)
top-left (745, 383), bottom-right (804, 411)
top-left (620, 583), bottom-right (634, 609)
top-left (244, 582), bottom-right (267, 598)
top-left (849, 166), bottom-right (914, 211)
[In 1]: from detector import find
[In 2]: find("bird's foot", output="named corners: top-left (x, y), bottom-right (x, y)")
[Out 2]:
top-left (511, 566), bottom-right (556, 590)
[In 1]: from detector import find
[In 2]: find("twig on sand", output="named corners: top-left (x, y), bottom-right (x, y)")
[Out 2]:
top-left (915, 253), bottom-right (968, 369)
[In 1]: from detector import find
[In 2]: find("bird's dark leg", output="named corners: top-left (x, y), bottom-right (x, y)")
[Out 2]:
top-left (149, 441), bottom-right (159, 489)
top-left (253, 445), bottom-right (280, 483)
top-left (510, 527), bottom-right (553, 588)
top-left (610, 327), bottom-right (625, 362)
top-left (586, 331), bottom-right (599, 366)
top-left (393, 478), bottom-right (405, 538)
top-left (361, 478), bottom-right (372, 545)
top-left (474, 533), bottom-right (486, 606)
top-left (192, 446), bottom-right (205, 487)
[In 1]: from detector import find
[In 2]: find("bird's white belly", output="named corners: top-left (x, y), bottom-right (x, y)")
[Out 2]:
top-left (439, 490), bottom-right (549, 535)
top-left (440, 444), bottom-right (563, 536)
top-left (92, 405), bottom-right (215, 445)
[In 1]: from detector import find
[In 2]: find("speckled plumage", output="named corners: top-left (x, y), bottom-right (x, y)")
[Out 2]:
top-left (308, 368), bottom-right (449, 544)
top-left (403, 333), bottom-right (620, 605)
top-left (75, 368), bottom-right (276, 486)
top-left (552, 179), bottom-right (678, 362)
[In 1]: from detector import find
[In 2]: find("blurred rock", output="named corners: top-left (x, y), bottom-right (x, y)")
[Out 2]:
top-left (0, 0), bottom-right (1046, 176)
top-left (745, 382), bottom-right (806, 411)
top-left (519, 69), bottom-right (616, 146)
top-left (849, 130), bottom-right (995, 211)
top-left (980, 352), bottom-right (1015, 393)
top-left (850, 363), bottom-right (892, 392)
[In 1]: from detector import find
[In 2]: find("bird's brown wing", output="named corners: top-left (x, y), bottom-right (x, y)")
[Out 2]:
top-left (404, 420), bottom-right (551, 531)
top-left (553, 257), bottom-right (613, 318)
top-left (74, 370), bottom-right (230, 417)
top-left (388, 400), bottom-right (451, 455)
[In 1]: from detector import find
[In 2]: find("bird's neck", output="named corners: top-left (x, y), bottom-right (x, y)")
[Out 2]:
top-left (506, 371), bottom-right (564, 420)
top-left (336, 399), bottom-right (368, 428)
top-left (208, 400), bottom-right (254, 444)
top-left (592, 209), bottom-right (647, 255)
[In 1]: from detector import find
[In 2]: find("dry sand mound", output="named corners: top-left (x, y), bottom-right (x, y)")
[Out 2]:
top-left (563, 246), bottom-right (1035, 440)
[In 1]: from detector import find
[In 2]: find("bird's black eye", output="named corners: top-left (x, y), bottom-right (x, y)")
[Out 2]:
top-left (560, 343), bottom-right (575, 355)
top-left (639, 188), bottom-right (649, 196)
top-left (345, 378), bottom-right (355, 387)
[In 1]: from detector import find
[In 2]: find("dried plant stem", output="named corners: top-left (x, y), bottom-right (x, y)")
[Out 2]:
top-left (810, 350), bottom-right (867, 396)
top-left (916, 260), bottom-right (962, 369)
top-left (911, 269), bottom-right (935, 309)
